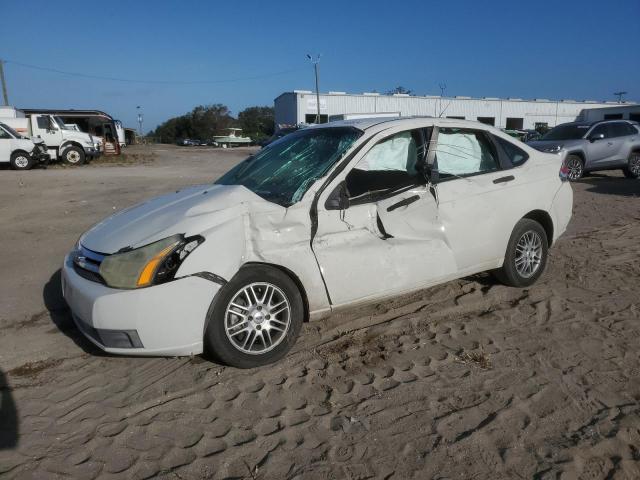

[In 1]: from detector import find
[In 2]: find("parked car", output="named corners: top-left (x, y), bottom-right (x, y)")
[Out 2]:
top-left (0, 122), bottom-right (50, 170)
top-left (177, 138), bottom-right (198, 146)
top-left (62, 117), bottom-right (573, 368)
top-left (527, 120), bottom-right (640, 180)
top-left (521, 130), bottom-right (542, 143)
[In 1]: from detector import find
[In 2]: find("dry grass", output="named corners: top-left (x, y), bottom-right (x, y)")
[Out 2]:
top-left (456, 350), bottom-right (492, 370)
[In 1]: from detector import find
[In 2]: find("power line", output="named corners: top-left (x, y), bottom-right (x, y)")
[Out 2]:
top-left (3, 59), bottom-right (306, 85)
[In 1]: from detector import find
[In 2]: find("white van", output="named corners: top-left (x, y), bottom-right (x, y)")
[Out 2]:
top-left (0, 122), bottom-right (50, 170)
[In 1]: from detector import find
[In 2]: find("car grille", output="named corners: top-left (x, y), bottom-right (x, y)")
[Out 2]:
top-left (73, 246), bottom-right (107, 285)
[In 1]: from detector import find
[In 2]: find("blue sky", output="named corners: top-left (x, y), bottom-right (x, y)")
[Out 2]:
top-left (2, 0), bottom-right (639, 131)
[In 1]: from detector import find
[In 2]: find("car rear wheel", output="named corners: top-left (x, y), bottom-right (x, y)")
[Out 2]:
top-left (622, 151), bottom-right (640, 179)
top-left (204, 265), bottom-right (303, 368)
top-left (565, 154), bottom-right (584, 181)
top-left (63, 146), bottom-right (86, 165)
top-left (495, 218), bottom-right (548, 288)
top-left (10, 151), bottom-right (34, 170)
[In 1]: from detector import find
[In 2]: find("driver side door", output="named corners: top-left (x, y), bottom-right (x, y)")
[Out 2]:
top-left (312, 127), bottom-right (457, 307)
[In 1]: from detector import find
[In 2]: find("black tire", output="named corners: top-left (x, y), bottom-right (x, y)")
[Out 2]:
top-left (10, 151), bottom-right (34, 170)
top-left (62, 146), bottom-right (85, 165)
top-left (495, 219), bottom-right (549, 288)
top-left (622, 151), bottom-right (640, 179)
top-left (204, 265), bottom-right (304, 368)
top-left (565, 154), bottom-right (584, 181)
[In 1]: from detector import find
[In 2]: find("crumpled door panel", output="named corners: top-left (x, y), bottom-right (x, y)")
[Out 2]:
top-left (312, 187), bottom-right (457, 307)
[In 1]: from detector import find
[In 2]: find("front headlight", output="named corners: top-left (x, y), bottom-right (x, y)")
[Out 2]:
top-left (99, 234), bottom-right (203, 289)
top-left (543, 144), bottom-right (563, 153)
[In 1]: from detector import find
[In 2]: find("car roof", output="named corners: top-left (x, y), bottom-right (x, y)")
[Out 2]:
top-left (306, 116), bottom-right (506, 133)
top-left (555, 119), bottom-right (636, 129)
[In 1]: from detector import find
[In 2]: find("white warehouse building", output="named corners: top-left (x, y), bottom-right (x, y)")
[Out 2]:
top-left (274, 91), bottom-right (639, 130)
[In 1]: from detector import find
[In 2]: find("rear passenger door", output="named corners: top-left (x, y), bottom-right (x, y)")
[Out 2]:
top-left (608, 122), bottom-right (637, 163)
top-left (432, 127), bottom-right (529, 272)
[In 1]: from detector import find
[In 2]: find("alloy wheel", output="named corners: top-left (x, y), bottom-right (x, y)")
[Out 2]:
top-left (224, 282), bottom-right (291, 355)
top-left (515, 230), bottom-right (543, 278)
top-left (566, 157), bottom-right (583, 180)
top-left (630, 154), bottom-right (640, 176)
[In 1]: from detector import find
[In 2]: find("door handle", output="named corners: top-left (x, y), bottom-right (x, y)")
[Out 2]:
top-left (387, 195), bottom-right (420, 212)
top-left (493, 175), bottom-right (515, 184)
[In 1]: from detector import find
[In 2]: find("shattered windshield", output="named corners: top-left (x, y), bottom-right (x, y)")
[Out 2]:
top-left (216, 126), bottom-right (362, 206)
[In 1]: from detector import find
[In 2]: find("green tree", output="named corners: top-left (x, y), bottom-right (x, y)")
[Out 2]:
top-left (152, 104), bottom-right (235, 144)
top-left (238, 106), bottom-right (275, 141)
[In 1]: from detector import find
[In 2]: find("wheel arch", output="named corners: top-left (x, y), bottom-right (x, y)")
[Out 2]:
top-left (242, 262), bottom-right (310, 323)
top-left (566, 150), bottom-right (585, 163)
top-left (522, 210), bottom-right (554, 246)
top-left (61, 141), bottom-right (84, 152)
top-left (11, 149), bottom-right (30, 158)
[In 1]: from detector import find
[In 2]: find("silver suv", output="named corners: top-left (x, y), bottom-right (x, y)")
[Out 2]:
top-left (528, 120), bottom-right (640, 180)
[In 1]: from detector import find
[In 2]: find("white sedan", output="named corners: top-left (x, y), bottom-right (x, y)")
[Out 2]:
top-left (62, 117), bottom-right (573, 368)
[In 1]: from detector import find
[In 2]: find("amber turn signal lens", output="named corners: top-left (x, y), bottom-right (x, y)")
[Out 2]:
top-left (136, 244), bottom-right (177, 287)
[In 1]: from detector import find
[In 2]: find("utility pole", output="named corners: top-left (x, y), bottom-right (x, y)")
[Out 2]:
top-left (306, 54), bottom-right (322, 123)
top-left (438, 83), bottom-right (447, 117)
top-left (614, 91), bottom-right (627, 103)
top-left (0, 59), bottom-right (9, 106)
top-left (136, 106), bottom-right (143, 137)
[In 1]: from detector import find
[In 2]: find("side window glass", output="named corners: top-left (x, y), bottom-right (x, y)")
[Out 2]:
top-left (0, 128), bottom-right (11, 139)
top-left (610, 123), bottom-right (634, 138)
top-left (435, 128), bottom-right (499, 178)
top-left (36, 116), bottom-right (49, 130)
top-left (346, 129), bottom-right (425, 202)
top-left (494, 136), bottom-right (529, 166)
top-left (590, 124), bottom-right (610, 139)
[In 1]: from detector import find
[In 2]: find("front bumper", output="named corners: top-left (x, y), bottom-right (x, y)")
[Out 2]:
top-left (83, 146), bottom-right (101, 158)
top-left (31, 149), bottom-right (50, 164)
top-left (61, 254), bottom-right (221, 356)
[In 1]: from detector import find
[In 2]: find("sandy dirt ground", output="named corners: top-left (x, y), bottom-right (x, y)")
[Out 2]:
top-left (0, 145), bottom-right (639, 479)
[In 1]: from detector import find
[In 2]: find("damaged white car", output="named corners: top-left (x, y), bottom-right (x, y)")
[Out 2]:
top-left (62, 117), bottom-right (573, 368)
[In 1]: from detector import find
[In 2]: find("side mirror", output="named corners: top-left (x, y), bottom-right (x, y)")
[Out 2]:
top-left (325, 181), bottom-right (350, 210)
top-left (589, 133), bottom-right (605, 142)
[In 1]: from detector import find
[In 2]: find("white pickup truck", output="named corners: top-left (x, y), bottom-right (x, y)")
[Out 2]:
top-left (0, 107), bottom-right (99, 165)
top-left (0, 122), bottom-right (50, 170)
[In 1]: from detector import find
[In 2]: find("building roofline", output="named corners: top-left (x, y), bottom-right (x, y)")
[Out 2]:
top-left (278, 90), bottom-right (636, 105)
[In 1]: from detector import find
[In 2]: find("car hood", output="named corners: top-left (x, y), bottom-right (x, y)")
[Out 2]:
top-left (527, 139), bottom-right (585, 151)
top-left (80, 184), bottom-right (277, 254)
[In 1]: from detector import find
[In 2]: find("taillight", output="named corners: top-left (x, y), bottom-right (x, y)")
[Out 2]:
top-left (559, 158), bottom-right (570, 182)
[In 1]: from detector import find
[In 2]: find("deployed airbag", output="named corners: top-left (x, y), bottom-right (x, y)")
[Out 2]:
top-left (435, 131), bottom-right (483, 175)
top-left (356, 132), bottom-right (417, 174)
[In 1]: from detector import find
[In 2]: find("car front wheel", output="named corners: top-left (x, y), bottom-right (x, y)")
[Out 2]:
top-left (622, 151), bottom-right (640, 179)
top-left (565, 154), bottom-right (584, 181)
top-left (10, 151), bottom-right (34, 170)
top-left (204, 265), bottom-right (303, 368)
top-left (495, 218), bottom-right (548, 288)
